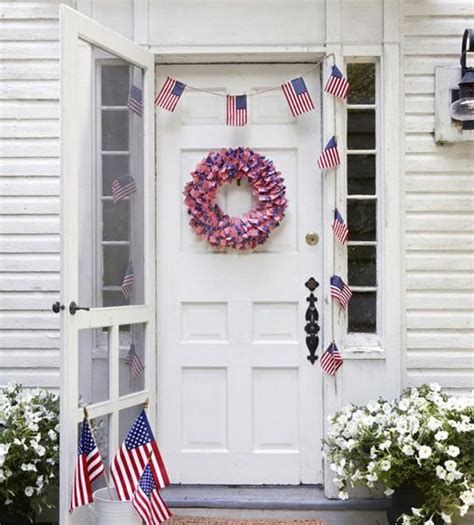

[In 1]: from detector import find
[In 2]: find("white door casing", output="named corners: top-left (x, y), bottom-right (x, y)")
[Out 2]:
top-left (60, 6), bottom-right (155, 523)
top-left (156, 65), bottom-right (323, 484)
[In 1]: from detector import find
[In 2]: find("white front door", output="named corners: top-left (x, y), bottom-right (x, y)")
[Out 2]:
top-left (157, 64), bottom-right (323, 484)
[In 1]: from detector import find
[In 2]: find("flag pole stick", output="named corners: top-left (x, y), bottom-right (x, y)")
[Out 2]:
top-left (83, 406), bottom-right (115, 501)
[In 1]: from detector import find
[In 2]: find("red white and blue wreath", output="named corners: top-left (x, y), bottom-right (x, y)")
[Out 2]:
top-left (183, 147), bottom-right (287, 251)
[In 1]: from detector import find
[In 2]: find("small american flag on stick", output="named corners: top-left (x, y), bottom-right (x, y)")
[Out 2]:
top-left (69, 418), bottom-right (105, 512)
top-left (320, 342), bottom-right (343, 376)
top-left (128, 85), bottom-right (143, 116)
top-left (324, 65), bottom-right (351, 99)
top-left (110, 409), bottom-right (170, 501)
top-left (281, 77), bottom-right (314, 117)
top-left (317, 137), bottom-right (341, 170)
top-left (332, 209), bottom-right (349, 245)
top-left (132, 462), bottom-right (172, 525)
top-left (226, 94), bottom-right (247, 126)
top-left (330, 275), bottom-right (352, 309)
top-left (121, 262), bottom-right (134, 299)
top-left (155, 77), bottom-right (186, 111)
top-left (125, 343), bottom-right (144, 378)
top-left (112, 175), bottom-right (136, 204)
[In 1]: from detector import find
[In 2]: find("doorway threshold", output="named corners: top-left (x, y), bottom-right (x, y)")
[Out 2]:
top-left (160, 485), bottom-right (390, 511)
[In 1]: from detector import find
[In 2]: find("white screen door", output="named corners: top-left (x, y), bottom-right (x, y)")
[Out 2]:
top-left (59, 6), bottom-right (155, 523)
top-left (157, 65), bottom-right (323, 484)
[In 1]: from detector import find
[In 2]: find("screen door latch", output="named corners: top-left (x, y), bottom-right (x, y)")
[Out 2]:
top-left (68, 301), bottom-right (90, 315)
top-left (51, 301), bottom-right (65, 314)
top-left (304, 277), bottom-right (320, 364)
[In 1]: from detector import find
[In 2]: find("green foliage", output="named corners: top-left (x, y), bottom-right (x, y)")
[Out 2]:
top-left (324, 384), bottom-right (474, 524)
top-left (0, 383), bottom-right (59, 522)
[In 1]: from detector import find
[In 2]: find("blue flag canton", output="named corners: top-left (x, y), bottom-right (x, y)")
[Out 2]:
top-left (129, 85), bottom-right (143, 103)
top-left (139, 464), bottom-right (156, 497)
top-left (334, 209), bottom-right (344, 223)
top-left (327, 342), bottom-right (338, 354)
top-left (117, 174), bottom-right (135, 186)
top-left (331, 65), bottom-right (343, 79)
top-left (291, 77), bottom-right (308, 95)
top-left (124, 410), bottom-right (154, 449)
top-left (79, 419), bottom-right (96, 455)
top-left (235, 95), bottom-right (247, 110)
top-left (172, 81), bottom-right (186, 97)
top-left (330, 275), bottom-right (344, 291)
top-left (325, 136), bottom-right (338, 150)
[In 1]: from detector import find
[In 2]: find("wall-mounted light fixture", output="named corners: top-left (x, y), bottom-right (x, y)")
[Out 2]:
top-left (435, 28), bottom-right (474, 143)
top-left (450, 29), bottom-right (474, 128)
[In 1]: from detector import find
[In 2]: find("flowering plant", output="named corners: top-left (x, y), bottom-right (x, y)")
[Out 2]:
top-left (0, 383), bottom-right (59, 521)
top-left (324, 384), bottom-right (474, 524)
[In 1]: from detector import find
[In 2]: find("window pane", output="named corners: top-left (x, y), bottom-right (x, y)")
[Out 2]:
top-left (102, 110), bottom-right (129, 151)
top-left (120, 323), bottom-right (146, 396)
top-left (78, 327), bottom-right (109, 406)
top-left (102, 200), bottom-right (130, 241)
top-left (102, 156), bottom-right (129, 196)
top-left (119, 405), bottom-right (143, 442)
top-left (103, 245), bottom-right (130, 286)
top-left (348, 245), bottom-right (376, 286)
top-left (348, 292), bottom-right (376, 333)
top-left (348, 199), bottom-right (376, 241)
top-left (347, 63), bottom-right (376, 104)
top-left (101, 65), bottom-right (129, 106)
top-left (103, 290), bottom-right (128, 307)
top-left (347, 109), bottom-right (375, 149)
top-left (347, 154), bottom-right (376, 195)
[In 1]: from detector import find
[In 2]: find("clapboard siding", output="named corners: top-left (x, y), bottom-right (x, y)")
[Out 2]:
top-left (0, 1), bottom-right (61, 389)
top-left (403, 1), bottom-right (474, 392)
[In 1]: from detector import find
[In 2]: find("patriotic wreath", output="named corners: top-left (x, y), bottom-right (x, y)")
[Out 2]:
top-left (184, 147), bottom-right (287, 250)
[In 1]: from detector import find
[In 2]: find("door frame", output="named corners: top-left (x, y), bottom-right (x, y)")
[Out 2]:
top-left (154, 57), bottom-right (333, 485)
top-left (59, 6), bottom-right (155, 522)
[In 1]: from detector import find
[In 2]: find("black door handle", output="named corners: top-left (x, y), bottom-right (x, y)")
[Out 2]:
top-left (304, 278), bottom-right (320, 364)
top-left (52, 301), bottom-right (65, 313)
top-left (69, 301), bottom-right (90, 315)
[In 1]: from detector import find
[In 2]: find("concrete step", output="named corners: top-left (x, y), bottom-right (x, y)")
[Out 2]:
top-left (161, 485), bottom-right (390, 525)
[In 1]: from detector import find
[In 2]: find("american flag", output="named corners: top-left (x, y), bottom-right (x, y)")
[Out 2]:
top-left (330, 275), bottom-right (352, 309)
top-left (281, 77), bottom-right (314, 117)
top-left (226, 94), bottom-right (247, 126)
top-left (132, 463), bottom-right (172, 525)
top-left (110, 409), bottom-right (170, 501)
top-left (324, 65), bottom-right (351, 99)
top-left (125, 343), bottom-right (144, 378)
top-left (112, 175), bottom-right (137, 204)
top-left (121, 262), bottom-right (134, 299)
top-left (320, 342), bottom-right (343, 376)
top-left (128, 85), bottom-right (143, 116)
top-left (317, 136), bottom-right (340, 170)
top-left (332, 208), bottom-right (349, 245)
top-left (69, 418), bottom-right (105, 512)
top-left (155, 77), bottom-right (186, 111)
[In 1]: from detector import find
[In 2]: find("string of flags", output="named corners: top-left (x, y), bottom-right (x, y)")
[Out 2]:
top-left (125, 343), bottom-right (144, 379)
top-left (70, 406), bottom-right (172, 523)
top-left (124, 58), bottom-right (354, 378)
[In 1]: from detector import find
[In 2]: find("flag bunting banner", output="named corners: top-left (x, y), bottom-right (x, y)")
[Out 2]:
top-left (330, 275), bottom-right (352, 309)
top-left (128, 85), bottom-right (143, 116)
top-left (320, 342), bottom-right (343, 376)
top-left (281, 77), bottom-right (315, 117)
top-left (125, 343), bottom-right (144, 378)
top-left (332, 208), bottom-right (349, 245)
top-left (155, 77), bottom-right (186, 111)
top-left (226, 94), bottom-right (248, 126)
top-left (317, 136), bottom-right (341, 170)
top-left (324, 65), bottom-right (351, 99)
top-left (112, 175), bottom-right (137, 204)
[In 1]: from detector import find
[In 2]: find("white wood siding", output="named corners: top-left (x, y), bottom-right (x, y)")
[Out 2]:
top-left (403, 1), bottom-right (474, 395)
top-left (0, 0), bottom-right (62, 388)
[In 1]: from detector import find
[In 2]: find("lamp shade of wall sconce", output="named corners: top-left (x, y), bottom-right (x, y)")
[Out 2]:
top-left (450, 29), bottom-right (474, 127)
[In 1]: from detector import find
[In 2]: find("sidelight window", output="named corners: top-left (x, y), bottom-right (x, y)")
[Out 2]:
top-left (345, 61), bottom-right (379, 334)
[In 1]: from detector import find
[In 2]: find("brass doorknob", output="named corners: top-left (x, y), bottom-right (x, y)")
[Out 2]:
top-left (305, 232), bottom-right (319, 246)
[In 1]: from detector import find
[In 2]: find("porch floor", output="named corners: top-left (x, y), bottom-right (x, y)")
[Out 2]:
top-left (161, 485), bottom-right (390, 511)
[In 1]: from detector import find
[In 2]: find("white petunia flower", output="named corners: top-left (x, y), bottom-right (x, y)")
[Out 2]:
top-left (48, 429), bottom-right (57, 441)
top-left (379, 440), bottom-right (391, 451)
top-left (398, 399), bottom-right (410, 412)
top-left (24, 487), bottom-right (34, 497)
top-left (446, 445), bottom-right (459, 457)
top-left (444, 460), bottom-right (457, 472)
top-left (418, 446), bottom-right (432, 459)
top-left (380, 460), bottom-right (391, 471)
top-left (424, 519), bottom-right (435, 525)
top-left (435, 466), bottom-right (446, 480)
top-left (460, 490), bottom-right (474, 506)
top-left (402, 444), bottom-right (414, 456)
top-left (459, 504), bottom-right (469, 517)
top-left (412, 508), bottom-right (422, 517)
top-left (429, 383), bottom-right (441, 391)
top-left (338, 491), bottom-right (349, 500)
top-left (367, 400), bottom-right (380, 413)
top-left (367, 473), bottom-right (378, 482)
top-left (434, 430), bottom-right (448, 441)
top-left (427, 417), bottom-right (442, 431)
top-left (440, 512), bottom-right (451, 524)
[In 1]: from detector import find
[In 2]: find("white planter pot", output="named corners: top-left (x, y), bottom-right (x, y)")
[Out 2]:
top-left (92, 487), bottom-right (142, 525)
